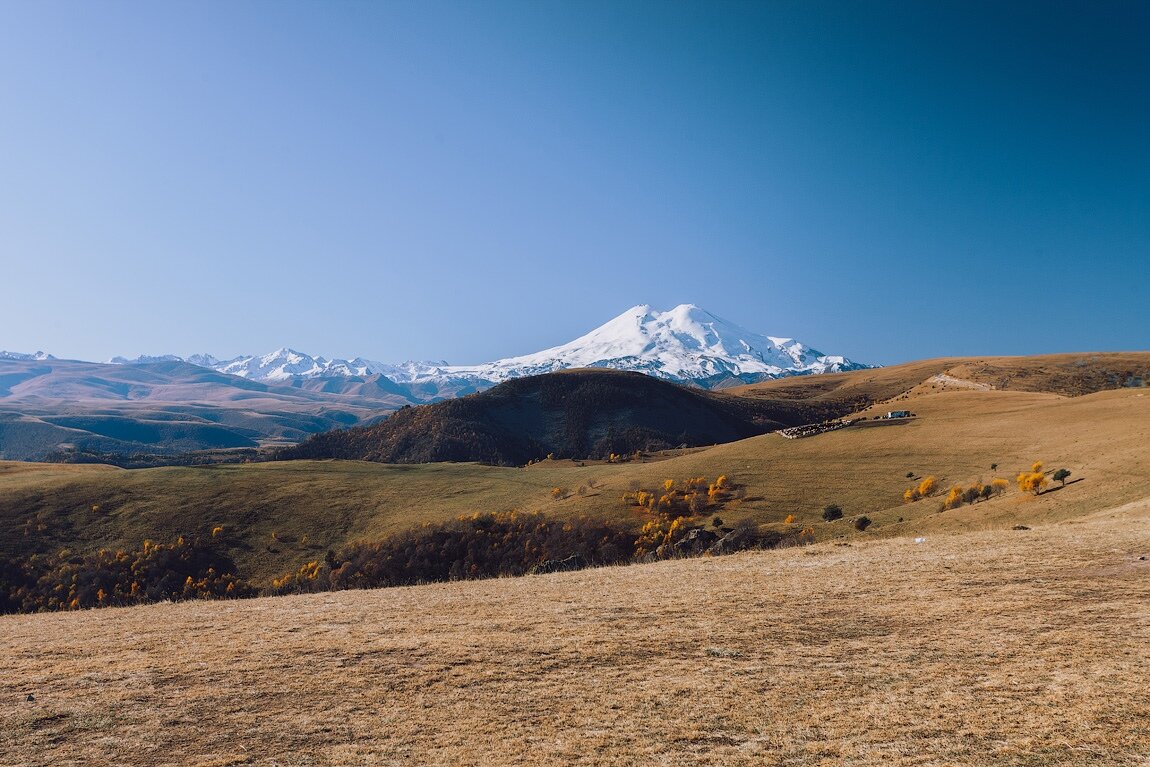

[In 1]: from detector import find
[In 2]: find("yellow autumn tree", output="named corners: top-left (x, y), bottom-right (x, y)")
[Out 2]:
top-left (1017, 470), bottom-right (1047, 495)
top-left (943, 486), bottom-right (964, 510)
top-left (918, 476), bottom-right (937, 496)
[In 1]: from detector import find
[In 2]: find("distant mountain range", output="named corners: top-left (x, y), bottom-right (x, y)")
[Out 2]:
top-left (0, 304), bottom-right (869, 461)
top-left (104, 304), bottom-right (870, 392)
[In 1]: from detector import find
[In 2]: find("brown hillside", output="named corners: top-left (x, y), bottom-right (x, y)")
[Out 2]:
top-left (730, 351), bottom-right (1150, 411)
top-left (276, 368), bottom-right (833, 466)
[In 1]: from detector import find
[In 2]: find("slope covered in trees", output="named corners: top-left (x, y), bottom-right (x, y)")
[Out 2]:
top-left (276, 369), bottom-right (833, 466)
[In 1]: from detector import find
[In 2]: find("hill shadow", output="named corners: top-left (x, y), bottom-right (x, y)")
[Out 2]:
top-left (1041, 477), bottom-right (1086, 494)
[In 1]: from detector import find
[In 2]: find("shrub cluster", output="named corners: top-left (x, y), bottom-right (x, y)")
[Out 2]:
top-left (0, 535), bottom-right (253, 614)
top-left (621, 475), bottom-right (740, 556)
top-left (270, 511), bottom-right (636, 595)
top-left (621, 475), bottom-right (734, 518)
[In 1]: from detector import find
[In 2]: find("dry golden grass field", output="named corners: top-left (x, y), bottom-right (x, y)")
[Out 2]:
top-left (2, 495), bottom-right (1148, 766)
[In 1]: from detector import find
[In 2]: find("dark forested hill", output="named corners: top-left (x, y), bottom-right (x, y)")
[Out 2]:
top-left (277, 368), bottom-right (837, 466)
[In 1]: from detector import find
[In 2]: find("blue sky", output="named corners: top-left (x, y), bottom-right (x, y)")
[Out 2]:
top-left (1, 1), bottom-right (1146, 366)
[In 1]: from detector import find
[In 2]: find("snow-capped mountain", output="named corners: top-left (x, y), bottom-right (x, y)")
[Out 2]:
top-left (447, 304), bottom-right (863, 385)
top-left (91, 304), bottom-right (870, 393)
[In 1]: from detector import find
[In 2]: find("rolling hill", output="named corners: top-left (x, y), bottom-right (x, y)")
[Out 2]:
top-left (730, 351), bottom-right (1150, 410)
top-left (275, 368), bottom-right (835, 466)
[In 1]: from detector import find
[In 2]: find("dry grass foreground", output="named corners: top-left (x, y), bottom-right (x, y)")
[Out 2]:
top-left (3, 498), bottom-right (1148, 767)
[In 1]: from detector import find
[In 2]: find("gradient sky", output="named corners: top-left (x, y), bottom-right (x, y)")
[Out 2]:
top-left (2, 1), bottom-right (1147, 366)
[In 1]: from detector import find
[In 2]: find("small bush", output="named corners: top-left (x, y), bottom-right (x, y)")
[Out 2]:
top-left (853, 516), bottom-right (872, 531)
top-left (822, 504), bottom-right (844, 522)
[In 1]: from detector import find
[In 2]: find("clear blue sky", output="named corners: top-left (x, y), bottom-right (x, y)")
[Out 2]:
top-left (2, 1), bottom-right (1147, 366)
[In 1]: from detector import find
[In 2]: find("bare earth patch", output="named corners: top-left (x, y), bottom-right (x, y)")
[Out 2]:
top-left (3, 500), bottom-right (1149, 766)
top-left (922, 373), bottom-right (994, 392)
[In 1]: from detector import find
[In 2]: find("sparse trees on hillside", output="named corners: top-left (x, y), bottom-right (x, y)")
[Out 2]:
top-left (938, 479), bottom-right (1009, 511)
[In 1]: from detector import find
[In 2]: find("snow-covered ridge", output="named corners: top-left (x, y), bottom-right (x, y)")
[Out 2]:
top-left (31, 304), bottom-right (870, 391)
top-left (0, 351), bottom-right (55, 361)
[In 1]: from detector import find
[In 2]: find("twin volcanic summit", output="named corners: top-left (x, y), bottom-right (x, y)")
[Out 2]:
top-left (110, 303), bottom-right (869, 391)
top-left (0, 304), bottom-right (868, 461)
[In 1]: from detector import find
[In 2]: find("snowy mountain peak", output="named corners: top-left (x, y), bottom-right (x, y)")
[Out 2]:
top-left (259, 347), bottom-right (309, 366)
top-left (453, 304), bottom-right (869, 385)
